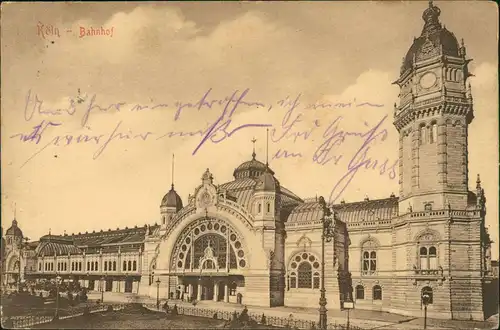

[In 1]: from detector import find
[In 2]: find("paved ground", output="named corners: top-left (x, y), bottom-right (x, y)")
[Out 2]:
top-left (87, 292), bottom-right (498, 330)
top-left (34, 311), bottom-right (226, 329)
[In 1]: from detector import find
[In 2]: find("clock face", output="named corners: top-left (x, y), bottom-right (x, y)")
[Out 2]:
top-left (419, 72), bottom-right (437, 89)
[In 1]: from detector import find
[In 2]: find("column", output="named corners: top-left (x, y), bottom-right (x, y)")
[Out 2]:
top-left (213, 282), bottom-right (218, 302)
top-left (197, 283), bottom-right (202, 301)
top-left (188, 284), bottom-right (193, 301)
top-left (224, 282), bottom-right (229, 303)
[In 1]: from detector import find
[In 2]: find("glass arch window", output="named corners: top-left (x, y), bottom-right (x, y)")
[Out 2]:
top-left (288, 252), bottom-right (321, 289)
top-left (429, 123), bottom-right (437, 144)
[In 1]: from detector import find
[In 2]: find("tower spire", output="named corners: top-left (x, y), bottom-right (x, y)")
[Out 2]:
top-left (171, 153), bottom-right (175, 189)
top-left (266, 128), bottom-right (269, 167)
top-left (251, 137), bottom-right (257, 160)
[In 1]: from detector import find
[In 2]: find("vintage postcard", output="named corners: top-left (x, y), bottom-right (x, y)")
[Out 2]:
top-left (1, 1), bottom-right (498, 329)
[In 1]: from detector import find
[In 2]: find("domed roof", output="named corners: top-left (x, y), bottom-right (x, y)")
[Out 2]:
top-left (255, 170), bottom-right (280, 192)
top-left (401, 2), bottom-right (460, 73)
top-left (161, 184), bottom-right (183, 211)
top-left (233, 152), bottom-right (275, 179)
top-left (6, 219), bottom-right (23, 238)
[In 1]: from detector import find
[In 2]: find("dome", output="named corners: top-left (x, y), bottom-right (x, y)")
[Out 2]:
top-left (161, 184), bottom-right (183, 211)
top-left (233, 154), bottom-right (275, 179)
top-left (401, 2), bottom-right (460, 73)
top-left (255, 170), bottom-right (279, 192)
top-left (6, 219), bottom-right (23, 238)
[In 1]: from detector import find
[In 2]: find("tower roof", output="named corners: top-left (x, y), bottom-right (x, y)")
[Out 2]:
top-left (6, 219), bottom-right (23, 238)
top-left (255, 168), bottom-right (280, 192)
top-left (161, 184), bottom-right (183, 211)
top-left (401, 1), bottom-right (460, 74)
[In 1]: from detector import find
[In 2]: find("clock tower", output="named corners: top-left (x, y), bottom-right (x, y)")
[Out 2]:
top-left (393, 0), bottom-right (473, 213)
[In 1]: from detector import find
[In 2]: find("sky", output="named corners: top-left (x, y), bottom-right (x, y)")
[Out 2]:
top-left (1, 1), bottom-right (498, 258)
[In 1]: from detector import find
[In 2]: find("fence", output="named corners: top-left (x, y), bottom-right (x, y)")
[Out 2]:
top-left (143, 303), bottom-right (366, 330)
top-left (2, 304), bottom-right (126, 329)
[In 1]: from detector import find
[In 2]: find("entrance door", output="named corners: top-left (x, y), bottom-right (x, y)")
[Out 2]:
top-left (124, 279), bottom-right (133, 293)
top-left (106, 279), bottom-right (113, 292)
top-left (217, 282), bottom-right (225, 302)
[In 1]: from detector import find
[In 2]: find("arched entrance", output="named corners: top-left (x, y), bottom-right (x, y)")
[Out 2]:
top-left (169, 217), bottom-right (248, 303)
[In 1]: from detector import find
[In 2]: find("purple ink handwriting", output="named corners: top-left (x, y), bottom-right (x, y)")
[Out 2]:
top-left (325, 114), bottom-right (398, 204)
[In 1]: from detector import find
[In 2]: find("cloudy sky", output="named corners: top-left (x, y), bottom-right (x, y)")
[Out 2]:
top-left (1, 1), bottom-right (498, 257)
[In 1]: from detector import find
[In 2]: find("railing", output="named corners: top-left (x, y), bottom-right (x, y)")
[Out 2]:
top-left (2, 304), bottom-right (126, 329)
top-left (143, 303), bottom-right (367, 330)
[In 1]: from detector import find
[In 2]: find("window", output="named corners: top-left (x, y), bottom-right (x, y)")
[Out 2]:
top-left (258, 203), bottom-right (262, 213)
top-left (289, 272), bottom-right (297, 289)
top-left (133, 261), bottom-right (137, 271)
top-left (123, 261), bottom-right (127, 271)
top-left (313, 272), bottom-right (320, 289)
top-left (266, 203), bottom-right (271, 213)
top-left (420, 124), bottom-right (427, 145)
top-left (288, 252), bottom-right (321, 289)
top-left (421, 286), bottom-right (433, 304)
top-left (355, 285), bottom-right (365, 300)
top-left (128, 260), bottom-right (132, 271)
top-left (419, 246), bottom-right (437, 270)
top-left (297, 262), bottom-right (312, 288)
top-left (64, 263), bottom-right (67, 271)
top-left (113, 261), bottom-right (117, 271)
top-left (229, 282), bottom-right (237, 296)
top-left (429, 123), bottom-right (437, 144)
top-left (373, 285), bottom-right (382, 300)
top-left (362, 251), bottom-right (377, 275)
top-left (95, 261), bottom-right (98, 271)
top-left (39, 263), bottom-right (42, 271)
top-left (87, 261), bottom-right (90, 271)
top-left (104, 261), bottom-right (108, 271)
top-left (79, 262), bottom-right (82, 271)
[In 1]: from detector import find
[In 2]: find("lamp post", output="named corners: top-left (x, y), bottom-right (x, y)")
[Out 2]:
top-left (318, 196), bottom-right (336, 330)
top-left (156, 278), bottom-right (161, 310)
top-left (17, 237), bottom-right (29, 292)
top-left (55, 274), bottom-right (62, 319)
top-left (100, 276), bottom-right (105, 303)
top-left (422, 292), bottom-right (430, 329)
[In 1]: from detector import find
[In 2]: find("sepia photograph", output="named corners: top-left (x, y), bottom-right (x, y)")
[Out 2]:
top-left (1, 1), bottom-right (498, 329)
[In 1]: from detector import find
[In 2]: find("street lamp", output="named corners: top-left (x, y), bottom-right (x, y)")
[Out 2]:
top-left (156, 278), bottom-right (161, 310)
top-left (100, 276), bottom-right (105, 303)
top-left (422, 292), bottom-right (431, 329)
top-left (17, 237), bottom-right (29, 292)
top-left (55, 274), bottom-right (62, 319)
top-left (318, 196), bottom-right (336, 330)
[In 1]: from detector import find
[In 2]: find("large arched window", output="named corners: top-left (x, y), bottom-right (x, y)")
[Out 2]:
top-left (362, 251), bottom-right (377, 275)
top-left (373, 285), bottom-right (382, 300)
top-left (421, 286), bottom-right (433, 304)
top-left (174, 220), bottom-right (247, 272)
top-left (361, 239), bottom-right (378, 276)
top-left (288, 252), bottom-right (321, 290)
top-left (355, 285), bottom-right (365, 300)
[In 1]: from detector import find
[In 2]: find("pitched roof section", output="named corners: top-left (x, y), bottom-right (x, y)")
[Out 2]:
top-left (219, 178), bottom-right (303, 211)
top-left (286, 196), bottom-right (399, 223)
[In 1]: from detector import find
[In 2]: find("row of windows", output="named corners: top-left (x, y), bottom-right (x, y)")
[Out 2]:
top-left (419, 123), bottom-right (438, 145)
top-left (360, 245), bottom-right (438, 274)
top-left (257, 202), bottom-right (272, 214)
top-left (38, 260), bottom-right (138, 272)
top-left (355, 285), bottom-right (434, 304)
top-left (355, 285), bottom-right (383, 300)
